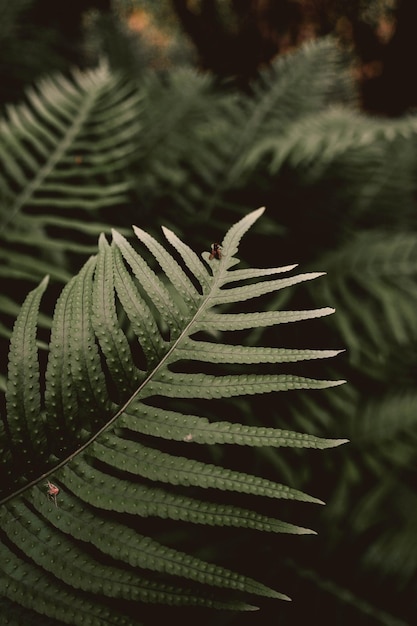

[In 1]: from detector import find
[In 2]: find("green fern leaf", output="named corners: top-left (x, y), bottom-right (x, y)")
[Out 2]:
top-left (44, 276), bottom-right (80, 451)
top-left (91, 434), bottom-right (323, 503)
top-left (92, 234), bottom-right (140, 399)
top-left (119, 405), bottom-right (347, 448)
top-left (1, 499), bottom-right (253, 610)
top-left (59, 457), bottom-right (315, 535)
top-left (0, 62), bottom-right (141, 346)
top-left (174, 337), bottom-right (344, 364)
top-left (308, 230), bottom-right (417, 367)
top-left (1, 63), bottom-right (139, 231)
top-left (133, 225), bottom-right (202, 307)
top-left (26, 487), bottom-right (288, 601)
top-left (197, 39), bottom-right (351, 212)
top-left (69, 256), bottom-right (111, 427)
top-left (143, 371), bottom-right (342, 400)
top-left (5, 276), bottom-right (49, 468)
top-left (197, 309), bottom-right (337, 332)
top-left (0, 541), bottom-right (133, 625)
top-left (161, 225), bottom-right (212, 292)
top-left (111, 243), bottom-right (167, 369)
top-left (1, 208), bottom-right (345, 622)
top-left (0, 597), bottom-right (64, 626)
top-left (112, 229), bottom-right (186, 335)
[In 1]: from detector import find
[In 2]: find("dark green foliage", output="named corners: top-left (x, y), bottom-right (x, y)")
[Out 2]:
top-left (1, 29), bottom-right (417, 624)
top-left (1, 207), bottom-right (345, 623)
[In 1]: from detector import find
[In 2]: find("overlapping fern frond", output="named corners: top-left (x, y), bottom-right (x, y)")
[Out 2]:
top-left (203, 36), bottom-right (350, 204)
top-left (240, 104), bottom-right (417, 376)
top-left (242, 106), bottom-right (417, 237)
top-left (0, 61), bottom-right (141, 341)
top-left (305, 231), bottom-right (417, 371)
top-left (133, 37), bottom-right (353, 220)
top-left (0, 208), bottom-right (345, 624)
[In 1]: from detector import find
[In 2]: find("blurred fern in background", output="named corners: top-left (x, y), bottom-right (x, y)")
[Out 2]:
top-left (1, 1), bottom-right (417, 624)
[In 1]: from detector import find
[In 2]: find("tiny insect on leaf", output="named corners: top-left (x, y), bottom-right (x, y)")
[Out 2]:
top-left (209, 243), bottom-right (222, 260)
top-left (45, 481), bottom-right (60, 506)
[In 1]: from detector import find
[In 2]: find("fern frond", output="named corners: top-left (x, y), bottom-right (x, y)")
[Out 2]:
top-left (173, 337), bottom-right (344, 364)
top-left (0, 597), bottom-right (63, 626)
top-left (1, 63), bottom-right (138, 229)
top-left (1, 208), bottom-right (345, 622)
top-left (201, 38), bottom-right (352, 209)
top-left (112, 229), bottom-right (186, 336)
top-left (0, 542), bottom-right (131, 625)
top-left (130, 39), bottom-right (351, 221)
top-left (352, 391), bottom-right (417, 444)
top-left (91, 434), bottom-right (323, 504)
top-left (1, 499), bottom-right (255, 611)
top-left (0, 61), bottom-right (140, 342)
top-left (246, 107), bottom-right (417, 178)
top-left (111, 246), bottom-right (166, 371)
top-left (92, 234), bottom-right (140, 399)
top-left (68, 256), bottom-right (111, 427)
top-left (59, 458), bottom-right (315, 535)
top-left (197, 307), bottom-right (336, 332)
top-left (119, 405), bottom-right (347, 448)
top-left (26, 487), bottom-right (288, 601)
top-left (44, 276), bottom-right (80, 450)
top-left (309, 231), bottom-right (417, 367)
top-left (6, 275), bottom-right (49, 466)
top-left (144, 371), bottom-right (343, 400)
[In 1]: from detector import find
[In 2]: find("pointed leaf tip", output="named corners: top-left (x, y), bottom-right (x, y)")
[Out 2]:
top-left (268, 589), bottom-right (292, 602)
top-left (222, 207), bottom-right (267, 257)
top-left (161, 225), bottom-right (172, 236)
top-left (329, 379), bottom-right (347, 387)
top-left (332, 438), bottom-right (349, 447)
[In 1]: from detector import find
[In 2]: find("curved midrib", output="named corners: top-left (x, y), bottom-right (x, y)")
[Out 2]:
top-left (0, 262), bottom-right (225, 505)
top-left (2, 82), bottom-right (103, 234)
